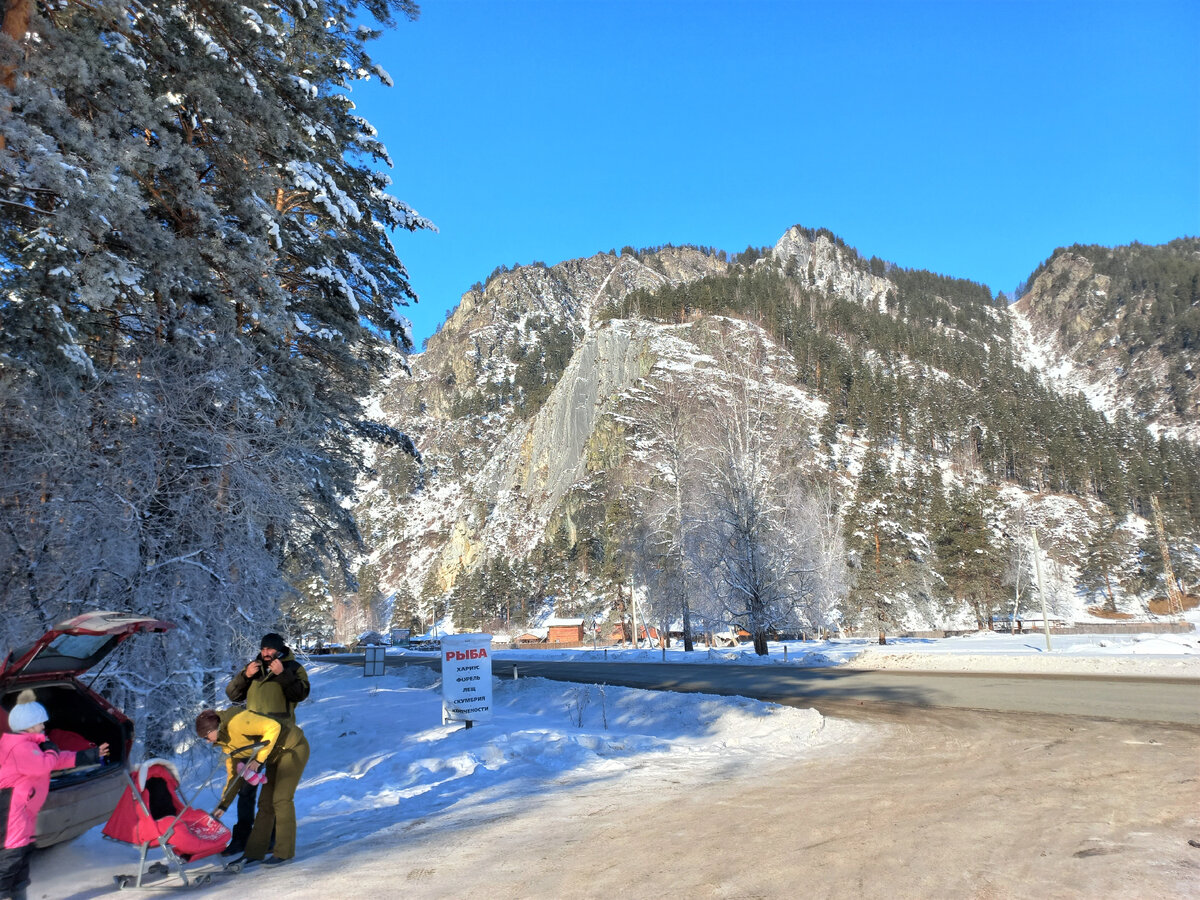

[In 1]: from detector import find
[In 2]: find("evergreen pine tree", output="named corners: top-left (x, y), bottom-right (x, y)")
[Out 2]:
top-left (0, 0), bottom-right (429, 745)
top-left (933, 487), bottom-right (1005, 627)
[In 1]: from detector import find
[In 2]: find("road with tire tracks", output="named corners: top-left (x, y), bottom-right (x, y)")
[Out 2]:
top-left (328, 652), bottom-right (1200, 725)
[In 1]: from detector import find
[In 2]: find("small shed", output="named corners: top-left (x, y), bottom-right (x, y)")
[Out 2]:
top-left (545, 617), bottom-right (585, 644)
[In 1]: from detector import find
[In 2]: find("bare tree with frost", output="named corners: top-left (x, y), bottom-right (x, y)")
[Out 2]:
top-left (685, 324), bottom-right (846, 655)
top-left (625, 379), bottom-right (703, 651)
top-left (1000, 503), bottom-right (1038, 630)
top-left (791, 485), bottom-right (849, 634)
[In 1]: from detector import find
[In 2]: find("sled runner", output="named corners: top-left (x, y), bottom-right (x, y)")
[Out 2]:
top-left (102, 759), bottom-right (243, 890)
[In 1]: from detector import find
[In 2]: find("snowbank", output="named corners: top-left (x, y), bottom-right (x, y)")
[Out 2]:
top-left (843, 630), bottom-right (1200, 677)
top-left (473, 627), bottom-right (1200, 679)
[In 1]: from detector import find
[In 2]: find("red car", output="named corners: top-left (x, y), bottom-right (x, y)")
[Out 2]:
top-left (0, 611), bottom-right (174, 846)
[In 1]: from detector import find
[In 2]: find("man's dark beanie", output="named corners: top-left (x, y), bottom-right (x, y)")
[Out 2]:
top-left (261, 633), bottom-right (287, 653)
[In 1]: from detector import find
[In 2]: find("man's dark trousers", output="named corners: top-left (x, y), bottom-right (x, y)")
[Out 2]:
top-left (230, 781), bottom-right (257, 852)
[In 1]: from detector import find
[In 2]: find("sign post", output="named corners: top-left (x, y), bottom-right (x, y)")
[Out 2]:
top-left (441, 633), bottom-right (493, 727)
top-left (363, 644), bottom-right (385, 677)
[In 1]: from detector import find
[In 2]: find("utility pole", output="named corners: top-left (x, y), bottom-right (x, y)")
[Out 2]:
top-left (630, 582), bottom-right (639, 649)
top-left (875, 527), bottom-right (886, 645)
top-left (1151, 496), bottom-right (1185, 619)
top-left (1030, 528), bottom-right (1051, 652)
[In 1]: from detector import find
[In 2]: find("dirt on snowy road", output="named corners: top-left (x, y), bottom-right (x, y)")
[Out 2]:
top-left (221, 705), bottom-right (1200, 900)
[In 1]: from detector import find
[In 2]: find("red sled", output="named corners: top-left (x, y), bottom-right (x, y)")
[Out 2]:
top-left (102, 760), bottom-right (242, 890)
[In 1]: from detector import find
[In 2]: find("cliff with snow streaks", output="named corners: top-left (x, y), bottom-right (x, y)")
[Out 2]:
top-left (1012, 239), bottom-right (1200, 445)
top-left (347, 228), bottom-right (1200, 639)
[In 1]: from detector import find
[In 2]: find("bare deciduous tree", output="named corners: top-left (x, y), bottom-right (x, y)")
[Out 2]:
top-left (684, 323), bottom-right (847, 654)
top-left (625, 379), bottom-right (701, 651)
top-left (1001, 503), bottom-right (1037, 630)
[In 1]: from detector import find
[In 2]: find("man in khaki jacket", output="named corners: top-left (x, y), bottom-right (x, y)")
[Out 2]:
top-left (222, 633), bottom-right (309, 855)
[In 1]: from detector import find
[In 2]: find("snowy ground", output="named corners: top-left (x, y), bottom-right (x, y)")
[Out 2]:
top-left (840, 629), bottom-right (1200, 676)
top-left (489, 626), bottom-right (1200, 678)
top-left (34, 620), bottom-right (1200, 899)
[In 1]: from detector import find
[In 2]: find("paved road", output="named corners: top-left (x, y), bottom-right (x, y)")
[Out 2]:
top-left (328, 653), bottom-right (1200, 725)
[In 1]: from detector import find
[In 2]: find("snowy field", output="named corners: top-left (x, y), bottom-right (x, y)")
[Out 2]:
top-left (34, 620), bottom-right (1200, 898)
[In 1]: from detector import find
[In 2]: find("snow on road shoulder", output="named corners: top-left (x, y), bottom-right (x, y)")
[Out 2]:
top-left (299, 662), bottom-right (854, 826)
top-left (843, 630), bottom-right (1200, 677)
top-left (480, 626), bottom-right (1200, 679)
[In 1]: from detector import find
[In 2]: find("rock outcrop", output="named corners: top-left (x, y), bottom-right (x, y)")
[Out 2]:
top-left (1012, 240), bottom-right (1200, 444)
top-left (352, 228), bottom-right (1199, 630)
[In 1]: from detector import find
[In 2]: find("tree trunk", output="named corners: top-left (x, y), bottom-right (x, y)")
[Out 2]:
top-left (0, 0), bottom-right (34, 150)
top-left (612, 579), bottom-right (629, 645)
top-left (1, 0), bottom-right (33, 85)
top-left (1103, 571), bottom-right (1117, 613)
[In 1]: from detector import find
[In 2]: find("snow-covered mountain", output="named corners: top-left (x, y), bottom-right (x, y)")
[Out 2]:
top-left (1011, 239), bottom-right (1200, 445)
top-left (346, 228), bottom-right (1200, 639)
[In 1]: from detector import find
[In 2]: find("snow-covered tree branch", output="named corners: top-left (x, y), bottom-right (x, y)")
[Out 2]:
top-left (0, 0), bottom-right (430, 751)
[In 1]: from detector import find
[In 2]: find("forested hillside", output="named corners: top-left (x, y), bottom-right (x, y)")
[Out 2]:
top-left (1018, 238), bottom-right (1200, 443)
top-left (601, 260), bottom-right (1200, 515)
top-left (346, 229), bottom-right (1200, 649)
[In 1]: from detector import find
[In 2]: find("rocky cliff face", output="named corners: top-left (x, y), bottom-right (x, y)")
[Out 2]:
top-left (1011, 241), bottom-right (1200, 444)
top-left (772, 226), bottom-right (893, 311)
top-left (353, 229), bottom-right (1199, 632)
top-left (360, 247), bottom-right (728, 597)
top-left (415, 248), bottom-right (726, 417)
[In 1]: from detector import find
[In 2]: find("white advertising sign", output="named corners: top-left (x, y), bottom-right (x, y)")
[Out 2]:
top-left (440, 633), bottom-right (493, 723)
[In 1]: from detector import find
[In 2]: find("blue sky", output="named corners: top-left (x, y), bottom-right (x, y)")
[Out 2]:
top-left (354, 0), bottom-right (1199, 347)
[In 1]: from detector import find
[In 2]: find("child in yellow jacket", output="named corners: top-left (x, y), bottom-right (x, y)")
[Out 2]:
top-left (194, 707), bottom-right (309, 866)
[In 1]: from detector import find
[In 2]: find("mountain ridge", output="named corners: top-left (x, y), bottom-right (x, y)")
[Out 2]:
top-left (333, 227), bottom-right (1200, 643)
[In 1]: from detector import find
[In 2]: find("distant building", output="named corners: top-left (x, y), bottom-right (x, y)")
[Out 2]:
top-left (605, 623), bottom-right (661, 644)
top-left (544, 617), bottom-right (585, 643)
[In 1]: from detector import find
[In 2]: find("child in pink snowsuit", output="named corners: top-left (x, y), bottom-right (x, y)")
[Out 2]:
top-left (0, 691), bottom-right (107, 900)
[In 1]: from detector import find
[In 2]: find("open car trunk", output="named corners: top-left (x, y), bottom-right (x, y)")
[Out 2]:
top-left (0, 612), bottom-right (174, 847)
top-left (2, 681), bottom-right (131, 847)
